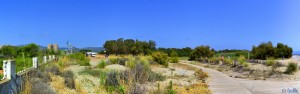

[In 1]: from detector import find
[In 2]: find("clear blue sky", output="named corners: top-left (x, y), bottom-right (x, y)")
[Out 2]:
top-left (0, 0), bottom-right (299, 51)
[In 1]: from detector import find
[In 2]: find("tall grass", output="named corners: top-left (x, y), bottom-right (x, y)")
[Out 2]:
top-left (68, 52), bottom-right (90, 66)
top-left (97, 60), bottom-right (107, 69)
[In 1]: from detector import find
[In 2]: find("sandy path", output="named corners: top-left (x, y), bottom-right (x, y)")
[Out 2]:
top-left (181, 60), bottom-right (300, 94)
top-left (181, 61), bottom-right (252, 94)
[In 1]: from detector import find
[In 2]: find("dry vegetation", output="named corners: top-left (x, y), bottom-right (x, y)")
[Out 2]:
top-left (20, 54), bottom-right (211, 94)
top-left (191, 58), bottom-right (300, 81)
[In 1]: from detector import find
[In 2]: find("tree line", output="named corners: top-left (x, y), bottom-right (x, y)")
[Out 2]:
top-left (157, 47), bottom-right (192, 57)
top-left (103, 38), bottom-right (156, 55)
top-left (0, 43), bottom-right (61, 59)
top-left (0, 44), bottom-right (40, 59)
top-left (252, 41), bottom-right (293, 60)
top-left (103, 39), bottom-right (294, 60)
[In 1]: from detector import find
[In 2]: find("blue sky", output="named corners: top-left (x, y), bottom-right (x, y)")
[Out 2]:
top-left (0, 0), bottom-right (299, 51)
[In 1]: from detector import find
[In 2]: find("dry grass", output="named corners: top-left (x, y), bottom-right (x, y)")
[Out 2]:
top-left (21, 79), bottom-right (32, 94)
top-left (171, 63), bottom-right (198, 71)
top-left (49, 74), bottom-right (76, 94)
top-left (75, 79), bottom-right (88, 94)
top-left (95, 85), bottom-right (109, 94)
top-left (57, 56), bottom-right (73, 69)
top-left (174, 83), bottom-right (211, 94)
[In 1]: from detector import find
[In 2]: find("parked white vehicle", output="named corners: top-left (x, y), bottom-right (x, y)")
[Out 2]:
top-left (86, 52), bottom-right (97, 57)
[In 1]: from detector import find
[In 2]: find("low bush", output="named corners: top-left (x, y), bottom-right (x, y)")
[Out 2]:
top-left (97, 60), bottom-right (107, 69)
top-left (151, 51), bottom-right (169, 67)
top-left (118, 58), bottom-right (128, 66)
top-left (169, 57), bottom-right (179, 63)
top-left (148, 71), bottom-right (166, 82)
top-left (243, 62), bottom-right (249, 67)
top-left (195, 69), bottom-right (208, 81)
top-left (285, 62), bottom-right (298, 74)
top-left (223, 58), bottom-right (233, 65)
top-left (30, 78), bottom-right (56, 94)
top-left (237, 55), bottom-right (246, 65)
top-left (68, 52), bottom-right (90, 66)
top-left (45, 64), bottom-right (61, 75)
top-left (105, 71), bottom-right (120, 91)
top-left (266, 60), bottom-right (275, 66)
top-left (61, 70), bottom-right (75, 89)
top-left (109, 57), bottom-right (118, 64)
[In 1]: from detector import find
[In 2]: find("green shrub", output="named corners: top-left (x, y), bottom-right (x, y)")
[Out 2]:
top-left (243, 62), bottom-right (249, 67)
top-left (118, 58), bottom-right (128, 66)
top-left (237, 55), bottom-right (246, 64)
top-left (151, 51), bottom-right (168, 67)
top-left (97, 60), bottom-right (107, 69)
top-left (169, 57), bottom-right (179, 63)
top-left (285, 62), bottom-right (298, 74)
top-left (238, 55), bottom-right (249, 67)
top-left (189, 46), bottom-right (214, 60)
top-left (0, 58), bottom-right (3, 70)
top-left (266, 60), bottom-right (275, 66)
top-left (223, 58), bottom-right (233, 65)
top-left (0, 74), bottom-right (3, 79)
top-left (109, 57), bottom-right (118, 64)
top-left (68, 52), bottom-right (90, 66)
top-left (15, 57), bottom-right (33, 72)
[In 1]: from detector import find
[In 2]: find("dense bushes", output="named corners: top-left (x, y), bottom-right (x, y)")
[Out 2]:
top-left (285, 62), bottom-right (298, 74)
top-left (15, 57), bottom-right (33, 72)
top-left (237, 56), bottom-right (249, 67)
top-left (169, 57), bottom-right (179, 63)
top-left (189, 46), bottom-right (214, 61)
top-left (105, 58), bottom-right (166, 93)
top-left (252, 42), bottom-right (293, 60)
top-left (151, 51), bottom-right (169, 67)
top-left (68, 52), bottom-right (90, 66)
top-left (169, 50), bottom-right (179, 63)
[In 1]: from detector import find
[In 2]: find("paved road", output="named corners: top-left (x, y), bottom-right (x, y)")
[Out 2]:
top-left (181, 61), bottom-right (300, 94)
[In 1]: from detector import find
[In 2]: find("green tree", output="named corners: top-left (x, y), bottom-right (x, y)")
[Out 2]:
top-left (18, 43), bottom-right (40, 57)
top-left (189, 46), bottom-right (214, 60)
top-left (0, 45), bottom-right (17, 58)
top-left (251, 41), bottom-right (275, 60)
top-left (275, 43), bottom-right (293, 58)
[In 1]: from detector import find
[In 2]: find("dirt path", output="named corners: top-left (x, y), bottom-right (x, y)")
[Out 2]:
top-left (180, 61), bottom-right (252, 94)
top-left (181, 60), bottom-right (300, 94)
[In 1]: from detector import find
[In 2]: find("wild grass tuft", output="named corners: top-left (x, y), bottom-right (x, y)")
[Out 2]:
top-left (285, 62), bottom-right (298, 74)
